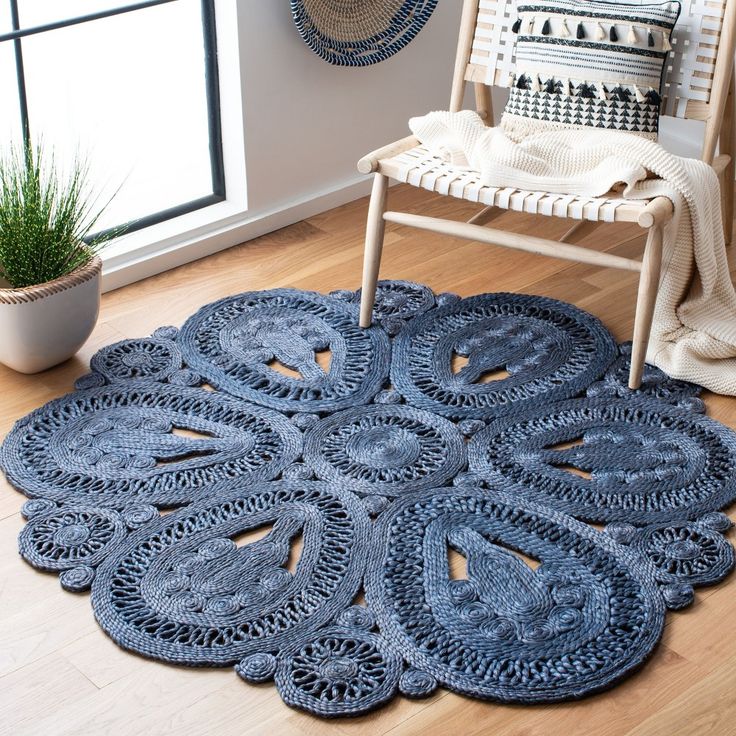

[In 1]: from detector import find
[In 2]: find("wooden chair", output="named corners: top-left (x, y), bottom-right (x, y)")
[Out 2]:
top-left (357, 0), bottom-right (736, 389)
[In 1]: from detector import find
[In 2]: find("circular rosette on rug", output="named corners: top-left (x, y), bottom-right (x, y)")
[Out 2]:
top-left (303, 405), bottom-right (465, 496)
top-left (91, 480), bottom-right (371, 665)
top-left (606, 515), bottom-right (735, 609)
top-left (365, 488), bottom-right (666, 703)
top-left (89, 333), bottom-right (186, 384)
top-left (468, 398), bottom-right (736, 524)
top-left (290, 0), bottom-right (438, 67)
top-left (0, 383), bottom-right (302, 508)
top-left (18, 504), bottom-right (132, 592)
top-left (630, 521), bottom-right (735, 586)
top-left (178, 289), bottom-right (390, 413)
top-left (391, 292), bottom-right (617, 419)
top-left (274, 626), bottom-right (403, 717)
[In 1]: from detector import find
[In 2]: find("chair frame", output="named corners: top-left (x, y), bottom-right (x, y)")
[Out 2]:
top-left (357, 0), bottom-right (736, 389)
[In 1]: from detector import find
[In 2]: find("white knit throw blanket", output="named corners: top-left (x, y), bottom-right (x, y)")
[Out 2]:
top-left (408, 110), bottom-right (736, 395)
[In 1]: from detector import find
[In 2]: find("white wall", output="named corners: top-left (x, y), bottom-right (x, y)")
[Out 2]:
top-left (236, 0), bottom-right (464, 213)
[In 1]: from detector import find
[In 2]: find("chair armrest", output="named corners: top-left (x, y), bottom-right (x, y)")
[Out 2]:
top-left (357, 135), bottom-right (419, 174)
top-left (638, 196), bottom-right (673, 228)
top-left (713, 154), bottom-right (731, 175)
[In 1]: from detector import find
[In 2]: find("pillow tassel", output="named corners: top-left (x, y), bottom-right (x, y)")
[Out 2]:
top-left (545, 77), bottom-right (557, 94)
top-left (598, 84), bottom-right (608, 101)
top-left (648, 27), bottom-right (655, 47)
top-left (577, 21), bottom-right (586, 39)
top-left (646, 88), bottom-right (662, 106)
top-left (609, 25), bottom-right (619, 42)
top-left (628, 25), bottom-right (637, 44)
top-left (512, 18), bottom-right (522, 34)
top-left (579, 82), bottom-right (596, 99)
top-left (531, 74), bottom-right (541, 93)
top-left (595, 22), bottom-right (605, 41)
top-left (526, 16), bottom-right (535, 34)
top-left (541, 18), bottom-right (551, 35)
top-left (560, 18), bottom-right (571, 37)
top-left (633, 84), bottom-right (647, 104)
top-left (662, 31), bottom-right (672, 52)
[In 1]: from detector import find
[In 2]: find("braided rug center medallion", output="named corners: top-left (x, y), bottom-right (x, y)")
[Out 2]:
top-left (3, 282), bottom-right (734, 718)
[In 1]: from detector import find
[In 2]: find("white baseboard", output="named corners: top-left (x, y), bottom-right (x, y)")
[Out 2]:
top-left (101, 173), bottom-right (374, 292)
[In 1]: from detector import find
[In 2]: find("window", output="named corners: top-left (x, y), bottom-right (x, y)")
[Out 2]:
top-left (0, 0), bottom-right (224, 235)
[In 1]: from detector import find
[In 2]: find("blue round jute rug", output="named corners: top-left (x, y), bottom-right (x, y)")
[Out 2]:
top-left (2, 282), bottom-right (735, 718)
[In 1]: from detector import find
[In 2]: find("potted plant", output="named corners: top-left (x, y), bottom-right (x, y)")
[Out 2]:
top-left (0, 145), bottom-right (119, 373)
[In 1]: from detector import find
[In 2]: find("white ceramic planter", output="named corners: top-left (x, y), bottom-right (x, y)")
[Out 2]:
top-left (0, 256), bottom-right (102, 374)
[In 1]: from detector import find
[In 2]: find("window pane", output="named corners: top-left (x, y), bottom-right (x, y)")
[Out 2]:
top-left (0, 1), bottom-right (11, 32)
top-left (19, 0), bottom-right (213, 231)
top-left (0, 43), bottom-right (22, 150)
top-left (17, 0), bottom-right (160, 27)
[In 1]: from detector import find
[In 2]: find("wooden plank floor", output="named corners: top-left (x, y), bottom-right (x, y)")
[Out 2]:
top-left (1, 184), bottom-right (735, 736)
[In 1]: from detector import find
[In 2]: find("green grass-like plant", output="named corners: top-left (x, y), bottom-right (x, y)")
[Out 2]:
top-left (0, 144), bottom-right (119, 289)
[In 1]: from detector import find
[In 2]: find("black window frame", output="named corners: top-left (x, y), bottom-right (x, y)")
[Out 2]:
top-left (1, 0), bottom-right (226, 238)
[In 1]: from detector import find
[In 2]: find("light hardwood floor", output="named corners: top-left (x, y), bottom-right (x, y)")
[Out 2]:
top-left (1, 184), bottom-right (735, 736)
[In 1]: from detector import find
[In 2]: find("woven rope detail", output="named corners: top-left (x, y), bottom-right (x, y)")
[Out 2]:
top-left (303, 404), bottom-right (467, 495)
top-left (90, 480), bottom-right (371, 666)
top-left (275, 625), bottom-right (402, 716)
top-left (299, 0), bottom-right (406, 42)
top-left (291, 0), bottom-right (438, 66)
top-left (587, 341), bottom-right (705, 412)
top-left (178, 288), bottom-right (391, 413)
top-left (0, 256), bottom-right (101, 305)
top-left (391, 292), bottom-right (617, 419)
top-left (1, 381), bottom-right (302, 507)
top-left (468, 397), bottom-right (736, 524)
top-left (629, 519), bottom-right (735, 585)
top-left (365, 487), bottom-right (667, 702)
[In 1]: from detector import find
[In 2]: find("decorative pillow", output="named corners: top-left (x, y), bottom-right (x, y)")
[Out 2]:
top-left (501, 0), bottom-right (681, 141)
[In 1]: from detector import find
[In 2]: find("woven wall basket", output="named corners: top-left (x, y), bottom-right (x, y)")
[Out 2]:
top-left (290, 0), bottom-right (438, 66)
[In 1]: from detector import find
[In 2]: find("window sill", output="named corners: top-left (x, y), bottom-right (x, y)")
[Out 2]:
top-left (100, 172), bottom-right (373, 292)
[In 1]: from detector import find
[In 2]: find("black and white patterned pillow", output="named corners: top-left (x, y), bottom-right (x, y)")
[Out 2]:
top-left (501, 0), bottom-right (681, 140)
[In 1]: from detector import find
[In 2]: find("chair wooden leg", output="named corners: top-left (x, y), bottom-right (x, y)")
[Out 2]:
top-left (719, 68), bottom-right (735, 246)
top-left (559, 220), bottom-right (601, 244)
top-left (467, 205), bottom-right (504, 226)
top-left (359, 173), bottom-right (389, 328)
top-left (629, 224), bottom-right (664, 389)
top-left (720, 165), bottom-right (734, 246)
